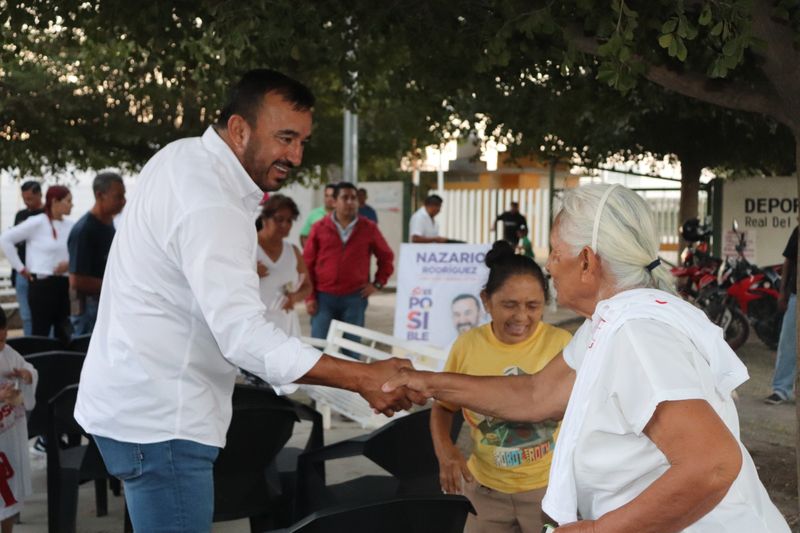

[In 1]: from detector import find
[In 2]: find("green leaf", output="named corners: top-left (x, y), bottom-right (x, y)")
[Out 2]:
top-left (699, 6), bottom-right (712, 26)
top-left (722, 38), bottom-right (738, 57)
top-left (658, 33), bottom-right (673, 48)
top-left (710, 21), bottom-right (723, 36)
top-left (668, 38), bottom-right (678, 57)
top-left (661, 18), bottom-right (678, 34)
top-left (677, 16), bottom-right (688, 38)
top-left (676, 39), bottom-right (688, 61)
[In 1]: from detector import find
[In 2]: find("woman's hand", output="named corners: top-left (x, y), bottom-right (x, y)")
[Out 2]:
top-left (6, 368), bottom-right (33, 385)
top-left (556, 520), bottom-right (597, 532)
top-left (54, 260), bottom-right (69, 275)
top-left (437, 445), bottom-right (473, 494)
top-left (257, 262), bottom-right (269, 278)
top-left (282, 293), bottom-right (296, 312)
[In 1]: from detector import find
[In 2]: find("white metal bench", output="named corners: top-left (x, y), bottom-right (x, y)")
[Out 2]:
top-left (299, 320), bottom-right (448, 429)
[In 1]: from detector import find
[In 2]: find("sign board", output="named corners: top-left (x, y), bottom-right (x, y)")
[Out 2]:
top-left (720, 176), bottom-right (797, 266)
top-left (393, 243), bottom-right (490, 352)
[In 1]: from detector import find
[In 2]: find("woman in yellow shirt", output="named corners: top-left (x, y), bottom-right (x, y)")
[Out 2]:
top-left (430, 241), bottom-right (571, 533)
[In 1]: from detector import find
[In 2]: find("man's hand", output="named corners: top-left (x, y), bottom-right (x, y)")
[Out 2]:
top-left (19, 268), bottom-right (32, 282)
top-left (257, 262), bottom-right (269, 278)
top-left (357, 358), bottom-right (428, 416)
top-left (436, 236), bottom-right (449, 243)
top-left (305, 299), bottom-right (318, 316)
top-left (6, 368), bottom-right (32, 385)
top-left (360, 283), bottom-right (378, 298)
top-left (54, 261), bottom-right (69, 275)
top-left (382, 367), bottom-right (437, 400)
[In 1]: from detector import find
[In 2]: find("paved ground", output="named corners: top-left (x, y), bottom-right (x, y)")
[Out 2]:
top-left (13, 292), bottom-right (800, 531)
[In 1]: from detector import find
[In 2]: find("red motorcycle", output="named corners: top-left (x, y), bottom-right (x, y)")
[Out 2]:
top-left (697, 221), bottom-right (782, 351)
top-left (671, 219), bottom-right (721, 302)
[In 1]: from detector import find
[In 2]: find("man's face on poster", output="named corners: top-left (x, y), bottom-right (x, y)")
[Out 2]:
top-left (452, 296), bottom-right (480, 334)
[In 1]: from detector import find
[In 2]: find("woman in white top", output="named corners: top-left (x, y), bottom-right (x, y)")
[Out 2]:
top-left (256, 194), bottom-right (311, 337)
top-left (385, 184), bottom-right (790, 532)
top-left (0, 185), bottom-right (74, 342)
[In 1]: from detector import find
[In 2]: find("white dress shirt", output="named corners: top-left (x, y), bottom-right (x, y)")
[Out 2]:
top-left (408, 206), bottom-right (439, 240)
top-left (0, 214), bottom-right (73, 276)
top-left (75, 127), bottom-right (322, 448)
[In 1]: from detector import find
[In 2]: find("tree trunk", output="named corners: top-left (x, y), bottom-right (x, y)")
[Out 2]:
top-left (678, 156), bottom-right (703, 249)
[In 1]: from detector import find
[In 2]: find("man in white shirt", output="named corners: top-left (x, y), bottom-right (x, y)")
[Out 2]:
top-left (409, 194), bottom-right (448, 243)
top-left (74, 69), bottom-right (421, 532)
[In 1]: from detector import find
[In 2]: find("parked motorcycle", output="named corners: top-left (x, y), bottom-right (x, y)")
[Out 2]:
top-left (671, 218), bottom-right (721, 302)
top-left (697, 221), bottom-right (782, 351)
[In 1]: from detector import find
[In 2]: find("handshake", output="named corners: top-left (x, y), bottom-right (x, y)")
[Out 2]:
top-left (352, 357), bottom-right (436, 417)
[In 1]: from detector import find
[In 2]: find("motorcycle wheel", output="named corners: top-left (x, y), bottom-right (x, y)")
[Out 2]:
top-left (719, 306), bottom-right (750, 351)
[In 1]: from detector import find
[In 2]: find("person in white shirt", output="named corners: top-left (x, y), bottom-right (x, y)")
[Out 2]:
top-left (0, 185), bottom-right (74, 342)
top-left (74, 69), bottom-right (423, 533)
top-left (385, 184), bottom-right (790, 532)
top-left (409, 194), bottom-right (448, 243)
top-left (256, 194), bottom-right (310, 338)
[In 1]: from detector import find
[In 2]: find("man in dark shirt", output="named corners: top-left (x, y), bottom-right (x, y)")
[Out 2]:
top-left (495, 202), bottom-right (528, 246)
top-left (12, 181), bottom-right (44, 335)
top-left (765, 225), bottom-right (797, 404)
top-left (68, 172), bottom-right (126, 335)
top-left (357, 187), bottom-right (378, 223)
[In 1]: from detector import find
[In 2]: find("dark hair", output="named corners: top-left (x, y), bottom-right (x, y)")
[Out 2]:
top-left (358, 187), bottom-right (367, 195)
top-left (424, 194), bottom-right (443, 206)
top-left (261, 194), bottom-right (299, 220)
top-left (484, 240), bottom-right (549, 301)
top-left (44, 185), bottom-right (70, 219)
top-left (333, 182), bottom-right (357, 199)
top-left (93, 172), bottom-right (124, 195)
top-left (452, 293), bottom-right (480, 308)
top-left (0, 307), bottom-right (7, 330)
top-left (20, 180), bottom-right (41, 194)
top-left (324, 183), bottom-right (337, 193)
top-left (217, 69), bottom-right (315, 128)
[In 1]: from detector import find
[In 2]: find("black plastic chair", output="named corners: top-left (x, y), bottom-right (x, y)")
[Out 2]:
top-left (46, 385), bottom-right (113, 533)
top-left (7, 335), bottom-right (63, 355)
top-left (273, 495), bottom-right (473, 533)
top-left (295, 408), bottom-right (463, 517)
top-left (212, 385), bottom-right (305, 532)
top-left (66, 334), bottom-right (92, 354)
top-left (24, 351), bottom-right (86, 439)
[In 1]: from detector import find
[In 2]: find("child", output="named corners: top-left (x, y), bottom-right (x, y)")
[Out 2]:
top-left (0, 309), bottom-right (37, 532)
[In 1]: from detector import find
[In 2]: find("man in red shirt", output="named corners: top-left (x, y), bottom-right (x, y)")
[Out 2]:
top-left (304, 182), bottom-right (394, 343)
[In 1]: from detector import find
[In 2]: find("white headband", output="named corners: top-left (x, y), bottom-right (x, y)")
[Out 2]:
top-left (591, 184), bottom-right (620, 252)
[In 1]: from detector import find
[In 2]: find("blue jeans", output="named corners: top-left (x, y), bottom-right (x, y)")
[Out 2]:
top-left (310, 291), bottom-right (368, 354)
top-left (70, 295), bottom-right (99, 336)
top-left (14, 272), bottom-right (32, 336)
top-left (94, 436), bottom-right (220, 532)
top-left (771, 293), bottom-right (797, 399)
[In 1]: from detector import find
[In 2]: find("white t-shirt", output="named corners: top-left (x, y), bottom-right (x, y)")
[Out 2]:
top-left (75, 127), bottom-right (322, 448)
top-left (408, 207), bottom-right (439, 240)
top-left (0, 213), bottom-right (73, 276)
top-left (562, 319), bottom-right (789, 532)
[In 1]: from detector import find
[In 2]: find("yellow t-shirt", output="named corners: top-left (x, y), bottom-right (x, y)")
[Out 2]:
top-left (440, 322), bottom-right (571, 493)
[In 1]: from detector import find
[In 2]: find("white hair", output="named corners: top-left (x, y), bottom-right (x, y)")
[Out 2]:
top-left (556, 184), bottom-right (675, 294)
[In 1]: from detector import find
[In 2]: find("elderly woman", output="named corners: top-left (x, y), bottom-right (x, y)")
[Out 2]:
top-left (384, 184), bottom-right (789, 532)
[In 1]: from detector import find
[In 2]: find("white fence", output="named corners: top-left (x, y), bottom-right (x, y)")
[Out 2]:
top-left (434, 188), bottom-right (707, 255)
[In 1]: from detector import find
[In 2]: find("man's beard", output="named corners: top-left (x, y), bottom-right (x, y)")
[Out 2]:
top-left (456, 322), bottom-right (476, 333)
top-left (242, 142), bottom-right (293, 192)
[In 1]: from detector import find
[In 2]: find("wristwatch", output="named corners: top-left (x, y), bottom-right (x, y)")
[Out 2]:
top-left (373, 281), bottom-right (384, 290)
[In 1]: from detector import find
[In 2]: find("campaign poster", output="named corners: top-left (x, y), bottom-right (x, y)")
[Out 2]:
top-left (393, 243), bottom-right (491, 351)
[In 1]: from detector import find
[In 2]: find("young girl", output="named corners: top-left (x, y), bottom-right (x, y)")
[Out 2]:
top-left (0, 309), bottom-right (38, 532)
top-left (430, 241), bottom-right (571, 533)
